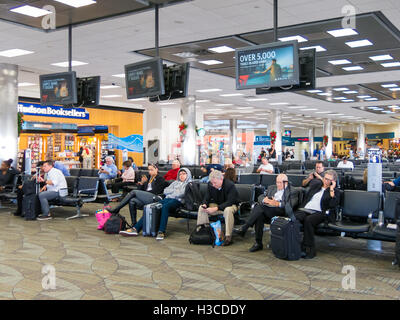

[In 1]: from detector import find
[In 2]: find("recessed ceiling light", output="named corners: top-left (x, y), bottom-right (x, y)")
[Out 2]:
top-left (198, 60), bottom-right (223, 65)
top-left (369, 55), bottom-right (393, 61)
top-left (196, 100), bottom-right (210, 103)
top-left (333, 87), bottom-right (350, 91)
top-left (215, 104), bottom-right (233, 107)
top-left (219, 93), bottom-right (244, 97)
top-left (390, 88), bottom-right (400, 91)
top-left (10, 5), bottom-right (51, 17)
top-left (364, 98), bottom-right (378, 101)
top-left (278, 35), bottom-right (308, 43)
top-left (342, 99), bottom-right (355, 102)
top-left (382, 110), bottom-right (395, 113)
top-left (101, 95), bottom-right (122, 98)
top-left (18, 82), bottom-right (36, 87)
top-left (327, 28), bottom-right (358, 37)
top-left (345, 39), bottom-right (373, 48)
top-left (328, 59), bottom-right (351, 65)
top-left (53, 0), bottom-right (96, 8)
top-left (357, 95), bottom-right (371, 99)
top-left (246, 98), bottom-right (269, 101)
top-left (101, 85), bottom-right (121, 89)
top-left (288, 106), bottom-right (305, 109)
top-left (208, 46), bottom-right (235, 53)
top-left (51, 61), bottom-right (88, 67)
top-left (128, 98), bottom-right (147, 101)
top-left (300, 108), bottom-right (318, 111)
top-left (381, 84), bottom-right (398, 88)
top-left (270, 102), bottom-right (289, 105)
top-left (342, 66), bottom-right (364, 71)
top-left (317, 92), bottom-right (332, 96)
top-left (307, 90), bottom-right (322, 93)
top-left (333, 97), bottom-right (347, 100)
top-left (300, 45), bottom-right (326, 52)
top-left (196, 88), bottom-right (222, 93)
top-left (0, 49), bottom-right (34, 57)
top-left (112, 74), bottom-right (125, 78)
top-left (343, 90), bottom-right (358, 94)
top-left (381, 62), bottom-right (400, 68)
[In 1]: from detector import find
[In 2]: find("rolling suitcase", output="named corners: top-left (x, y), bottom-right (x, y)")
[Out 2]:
top-left (142, 202), bottom-right (162, 237)
top-left (22, 193), bottom-right (42, 220)
top-left (270, 216), bottom-right (301, 261)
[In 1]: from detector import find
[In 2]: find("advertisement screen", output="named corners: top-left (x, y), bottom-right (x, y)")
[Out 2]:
top-left (236, 41), bottom-right (300, 90)
top-left (40, 72), bottom-right (77, 106)
top-left (125, 58), bottom-right (165, 99)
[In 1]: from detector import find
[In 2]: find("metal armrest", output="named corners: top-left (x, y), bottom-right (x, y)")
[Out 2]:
top-left (78, 188), bottom-right (97, 196)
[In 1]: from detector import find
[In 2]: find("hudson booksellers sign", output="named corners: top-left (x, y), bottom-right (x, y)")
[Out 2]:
top-left (18, 102), bottom-right (89, 120)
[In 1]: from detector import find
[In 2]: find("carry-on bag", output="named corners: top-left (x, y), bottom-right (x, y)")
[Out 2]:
top-left (142, 202), bottom-right (162, 237)
top-left (270, 216), bottom-right (301, 261)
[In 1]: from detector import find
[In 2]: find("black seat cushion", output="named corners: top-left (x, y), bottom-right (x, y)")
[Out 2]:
top-left (327, 221), bottom-right (370, 233)
top-left (372, 225), bottom-right (397, 239)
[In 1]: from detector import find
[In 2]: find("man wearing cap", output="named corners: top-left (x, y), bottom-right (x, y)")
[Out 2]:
top-left (234, 174), bottom-right (299, 252)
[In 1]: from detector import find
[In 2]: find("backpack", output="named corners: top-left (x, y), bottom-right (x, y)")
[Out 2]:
top-left (95, 208), bottom-right (112, 230)
top-left (184, 182), bottom-right (203, 211)
top-left (189, 224), bottom-right (216, 247)
top-left (103, 213), bottom-right (132, 234)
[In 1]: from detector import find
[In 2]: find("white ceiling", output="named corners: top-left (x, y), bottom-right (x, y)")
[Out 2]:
top-left (8, 0), bottom-right (400, 129)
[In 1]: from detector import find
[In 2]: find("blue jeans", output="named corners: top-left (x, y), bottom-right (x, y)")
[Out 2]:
top-left (134, 198), bottom-right (182, 233)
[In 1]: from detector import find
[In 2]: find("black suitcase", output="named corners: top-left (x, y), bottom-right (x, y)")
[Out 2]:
top-left (142, 202), bottom-right (162, 237)
top-left (22, 194), bottom-right (41, 220)
top-left (270, 216), bottom-right (301, 261)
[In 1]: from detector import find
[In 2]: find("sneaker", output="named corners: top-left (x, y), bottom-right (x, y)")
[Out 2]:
top-left (119, 228), bottom-right (138, 237)
top-left (156, 232), bottom-right (165, 241)
top-left (37, 215), bottom-right (52, 221)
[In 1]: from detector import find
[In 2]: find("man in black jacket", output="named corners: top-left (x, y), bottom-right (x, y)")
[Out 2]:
top-left (295, 169), bottom-right (340, 259)
top-left (302, 161), bottom-right (325, 188)
top-left (197, 170), bottom-right (239, 246)
top-left (234, 174), bottom-right (299, 252)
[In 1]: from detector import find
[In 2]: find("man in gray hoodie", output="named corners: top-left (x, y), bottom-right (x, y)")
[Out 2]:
top-left (120, 168), bottom-right (192, 240)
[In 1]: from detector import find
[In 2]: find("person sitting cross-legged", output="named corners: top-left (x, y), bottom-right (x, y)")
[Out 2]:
top-left (233, 174), bottom-right (298, 252)
top-left (119, 168), bottom-right (192, 240)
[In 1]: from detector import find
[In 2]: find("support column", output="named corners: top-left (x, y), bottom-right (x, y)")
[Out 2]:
top-left (357, 123), bottom-right (366, 156)
top-left (181, 95), bottom-right (197, 165)
top-left (323, 119), bottom-right (333, 159)
top-left (308, 128), bottom-right (314, 159)
top-left (271, 110), bottom-right (282, 161)
top-left (230, 119), bottom-right (237, 160)
top-left (0, 64), bottom-right (18, 164)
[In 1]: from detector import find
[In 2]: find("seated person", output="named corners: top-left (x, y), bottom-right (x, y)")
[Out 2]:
top-left (163, 160), bottom-right (181, 181)
top-left (224, 167), bottom-right (237, 183)
top-left (128, 157), bottom-right (139, 172)
top-left (383, 174), bottom-right (400, 191)
top-left (37, 160), bottom-right (68, 221)
top-left (112, 160), bottom-right (136, 194)
top-left (200, 162), bottom-right (224, 183)
top-left (337, 157), bottom-right (354, 169)
top-left (257, 157), bottom-right (274, 175)
top-left (109, 163), bottom-right (166, 225)
top-left (120, 168), bottom-right (192, 240)
top-left (302, 161), bottom-right (325, 188)
top-left (234, 174), bottom-right (298, 252)
top-left (99, 156), bottom-right (118, 182)
top-left (54, 161), bottom-right (70, 176)
top-left (294, 170), bottom-right (340, 259)
top-left (0, 159), bottom-right (17, 192)
top-left (197, 170), bottom-right (239, 246)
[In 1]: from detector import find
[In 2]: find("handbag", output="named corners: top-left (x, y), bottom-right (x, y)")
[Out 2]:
top-left (189, 224), bottom-right (216, 247)
top-left (95, 208), bottom-right (112, 230)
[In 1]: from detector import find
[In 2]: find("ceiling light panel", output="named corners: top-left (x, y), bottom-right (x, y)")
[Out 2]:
top-left (53, 0), bottom-right (96, 8)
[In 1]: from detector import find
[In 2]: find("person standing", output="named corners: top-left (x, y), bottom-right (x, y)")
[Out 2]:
top-left (82, 145), bottom-right (93, 169)
top-left (37, 160), bottom-right (68, 221)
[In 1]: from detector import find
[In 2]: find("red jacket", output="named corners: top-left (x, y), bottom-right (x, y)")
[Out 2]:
top-left (164, 168), bottom-right (180, 181)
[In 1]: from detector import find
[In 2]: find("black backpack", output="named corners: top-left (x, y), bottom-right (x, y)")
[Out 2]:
top-left (184, 182), bottom-right (203, 211)
top-left (104, 213), bottom-right (132, 234)
top-left (189, 224), bottom-right (215, 247)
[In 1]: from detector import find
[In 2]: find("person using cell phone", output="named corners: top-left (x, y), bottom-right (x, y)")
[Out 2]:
top-left (294, 170), bottom-right (340, 259)
top-left (234, 174), bottom-right (299, 252)
top-left (302, 161), bottom-right (325, 188)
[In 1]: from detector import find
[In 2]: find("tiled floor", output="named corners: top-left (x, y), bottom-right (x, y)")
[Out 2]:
top-left (0, 203), bottom-right (399, 300)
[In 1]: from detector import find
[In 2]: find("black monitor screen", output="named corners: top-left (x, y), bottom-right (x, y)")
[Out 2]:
top-left (40, 71), bottom-right (77, 105)
top-left (125, 58), bottom-right (165, 99)
top-left (235, 40), bottom-right (300, 90)
top-left (284, 130), bottom-right (291, 137)
top-left (77, 76), bottom-right (100, 107)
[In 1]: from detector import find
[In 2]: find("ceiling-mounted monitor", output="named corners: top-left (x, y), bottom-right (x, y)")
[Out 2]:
top-left (39, 71), bottom-right (77, 106)
top-left (235, 40), bottom-right (300, 90)
top-left (125, 58), bottom-right (165, 100)
top-left (255, 48), bottom-right (316, 95)
top-left (77, 76), bottom-right (100, 107)
top-left (149, 62), bottom-right (190, 102)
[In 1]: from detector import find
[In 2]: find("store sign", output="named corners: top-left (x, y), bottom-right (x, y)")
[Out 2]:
top-left (18, 102), bottom-right (89, 120)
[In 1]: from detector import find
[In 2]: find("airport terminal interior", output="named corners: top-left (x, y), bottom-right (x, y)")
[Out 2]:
top-left (1, 0), bottom-right (400, 301)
